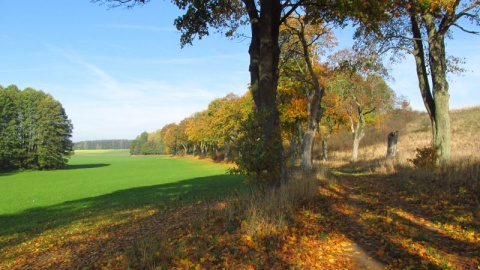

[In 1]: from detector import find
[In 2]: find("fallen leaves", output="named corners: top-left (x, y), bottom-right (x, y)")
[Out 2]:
top-left (1, 169), bottom-right (479, 269)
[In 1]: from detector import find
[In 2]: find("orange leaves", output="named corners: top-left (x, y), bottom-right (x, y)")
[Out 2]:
top-left (3, 164), bottom-right (480, 269)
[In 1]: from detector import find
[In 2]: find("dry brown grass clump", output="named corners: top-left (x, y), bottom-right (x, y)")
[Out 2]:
top-left (223, 167), bottom-right (323, 236)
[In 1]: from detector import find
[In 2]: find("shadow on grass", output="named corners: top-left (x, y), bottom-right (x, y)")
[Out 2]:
top-left (0, 164), bottom-right (111, 176)
top-left (0, 174), bottom-right (245, 249)
top-left (66, 163), bottom-right (111, 170)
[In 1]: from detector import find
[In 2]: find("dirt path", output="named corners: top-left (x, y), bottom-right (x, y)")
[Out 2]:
top-left (321, 168), bottom-right (480, 269)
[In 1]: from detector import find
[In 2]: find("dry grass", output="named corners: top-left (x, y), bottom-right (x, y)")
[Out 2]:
top-left (224, 168), bottom-right (323, 236)
top-left (324, 107), bottom-right (480, 193)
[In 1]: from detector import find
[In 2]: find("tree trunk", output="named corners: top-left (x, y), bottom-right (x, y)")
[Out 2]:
top-left (386, 131), bottom-right (398, 158)
top-left (426, 18), bottom-right (451, 164)
top-left (245, 0), bottom-right (286, 187)
top-left (299, 19), bottom-right (324, 171)
top-left (301, 130), bottom-right (315, 170)
top-left (224, 140), bottom-right (230, 162)
top-left (322, 137), bottom-right (329, 161)
top-left (433, 87), bottom-right (451, 164)
top-left (349, 102), bottom-right (367, 163)
top-left (410, 12), bottom-right (451, 164)
top-left (289, 125), bottom-right (297, 166)
top-left (352, 135), bottom-right (361, 162)
top-left (410, 13), bottom-right (437, 140)
top-left (182, 143), bottom-right (188, 156)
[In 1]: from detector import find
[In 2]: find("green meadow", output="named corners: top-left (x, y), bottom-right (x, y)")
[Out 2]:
top-left (0, 150), bottom-right (245, 236)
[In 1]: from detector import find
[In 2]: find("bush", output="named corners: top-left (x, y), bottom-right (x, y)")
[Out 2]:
top-left (408, 146), bottom-right (437, 170)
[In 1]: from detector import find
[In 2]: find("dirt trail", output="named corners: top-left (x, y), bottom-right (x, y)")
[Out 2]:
top-left (321, 168), bottom-right (480, 270)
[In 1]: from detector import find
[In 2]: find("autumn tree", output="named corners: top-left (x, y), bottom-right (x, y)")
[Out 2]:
top-left (319, 90), bottom-right (348, 161)
top-left (279, 13), bottom-right (336, 170)
top-left (161, 123), bottom-right (181, 155)
top-left (277, 79), bottom-right (308, 165)
top-left (185, 111), bottom-right (210, 157)
top-left (93, 0), bottom-right (347, 187)
top-left (203, 93), bottom-right (253, 161)
top-left (350, 0), bottom-right (480, 164)
top-left (327, 49), bottom-right (395, 162)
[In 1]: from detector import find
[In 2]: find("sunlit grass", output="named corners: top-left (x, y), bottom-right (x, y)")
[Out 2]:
top-left (0, 150), bottom-right (246, 239)
top-left (0, 150), bottom-right (242, 215)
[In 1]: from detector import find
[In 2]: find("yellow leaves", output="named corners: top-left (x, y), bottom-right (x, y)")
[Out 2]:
top-left (241, 234), bottom-right (255, 248)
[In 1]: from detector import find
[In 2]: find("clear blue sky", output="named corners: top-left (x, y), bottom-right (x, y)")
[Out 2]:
top-left (1, 1), bottom-right (479, 142)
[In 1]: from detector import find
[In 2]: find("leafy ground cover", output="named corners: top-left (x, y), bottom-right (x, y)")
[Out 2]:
top-left (1, 150), bottom-right (479, 269)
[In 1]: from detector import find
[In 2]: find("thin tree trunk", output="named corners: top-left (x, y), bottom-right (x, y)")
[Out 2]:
top-left (349, 100), bottom-right (368, 163)
top-left (322, 137), bottom-right (329, 161)
top-left (224, 140), bottom-right (230, 162)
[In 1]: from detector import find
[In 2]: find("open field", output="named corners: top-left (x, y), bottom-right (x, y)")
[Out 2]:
top-left (0, 150), bottom-right (245, 269)
top-left (0, 150), bottom-right (243, 216)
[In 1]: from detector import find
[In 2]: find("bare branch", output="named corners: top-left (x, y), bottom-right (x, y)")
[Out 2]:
top-left (452, 23), bottom-right (480, 34)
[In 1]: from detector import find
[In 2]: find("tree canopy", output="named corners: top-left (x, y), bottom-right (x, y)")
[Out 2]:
top-left (0, 85), bottom-right (74, 171)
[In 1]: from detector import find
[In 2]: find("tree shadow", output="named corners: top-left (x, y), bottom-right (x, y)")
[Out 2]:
top-left (0, 174), bottom-right (246, 249)
top-left (318, 168), bottom-right (480, 268)
top-left (65, 163), bottom-right (111, 170)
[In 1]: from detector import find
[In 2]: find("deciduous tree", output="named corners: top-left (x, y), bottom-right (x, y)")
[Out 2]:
top-left (0, 85), bottom-right (73, 171)
top-left (93, 0), bottom-right (347, 187)
top-left (279, 13), bottom-right (336, 170)
top-left (327, 49), bottom-right (395, 162)
top-left (352, 0), bottom-right (480, 163)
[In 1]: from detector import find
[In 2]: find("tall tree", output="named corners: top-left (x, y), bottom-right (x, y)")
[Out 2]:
top-left (353, 0), bottom-right (480, 163)
top-left (279, 13), bottom-right (336, 170)
top-left (0, 86), bottom-right (73, 171)
top-left (0, 85), bottom-right (21, 170)
top-left (327, 49), bottom-right (394, 162)
top-left (93, 0), bottom-right (346, 186)
top-left (319, 89), bottom-right (348, 161)
top-left (161, 123), bottom-right (181, 155)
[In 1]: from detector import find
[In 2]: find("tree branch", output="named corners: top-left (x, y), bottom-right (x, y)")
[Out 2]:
top-left (452, 23), bottom-right (480, 35)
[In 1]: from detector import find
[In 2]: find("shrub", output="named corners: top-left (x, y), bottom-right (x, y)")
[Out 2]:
top-left (408, 146), bottom-right (437, 170)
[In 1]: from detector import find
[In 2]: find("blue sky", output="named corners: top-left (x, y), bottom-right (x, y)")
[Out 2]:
top-left (1, 1), bottom-right (479, 142)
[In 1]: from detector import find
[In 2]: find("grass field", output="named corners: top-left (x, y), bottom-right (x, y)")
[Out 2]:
top-left (0, 150), bottom-right (245, 238)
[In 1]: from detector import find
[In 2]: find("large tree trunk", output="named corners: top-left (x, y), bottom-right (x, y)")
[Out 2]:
top-left (410, 12), bottom-right (451, 164)
top-left (426, 15), bottom-right (451, 164)
top-left (301, 130), bottom-right (315, 170)
top-left (433, 90), bottom-right (451, 163)
top-left (245, 0), bottom-right (286, 187)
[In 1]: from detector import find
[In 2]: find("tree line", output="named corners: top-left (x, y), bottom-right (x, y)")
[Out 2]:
top-left (98, 0), bottom-right (479, 187)
top-left (0, 85), bottom-right (74, 171)
top-left (130, 55), bottom-right (397, 167)
top-left (74, 140), bottom-right (132, 150)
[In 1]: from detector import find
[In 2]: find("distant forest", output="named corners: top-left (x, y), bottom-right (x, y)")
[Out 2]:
top-left (74, 140), bottom-right (132, 150)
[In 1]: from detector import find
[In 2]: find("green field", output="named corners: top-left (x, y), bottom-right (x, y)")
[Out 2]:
top-left (0, 150), bottom-right (245, 236)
